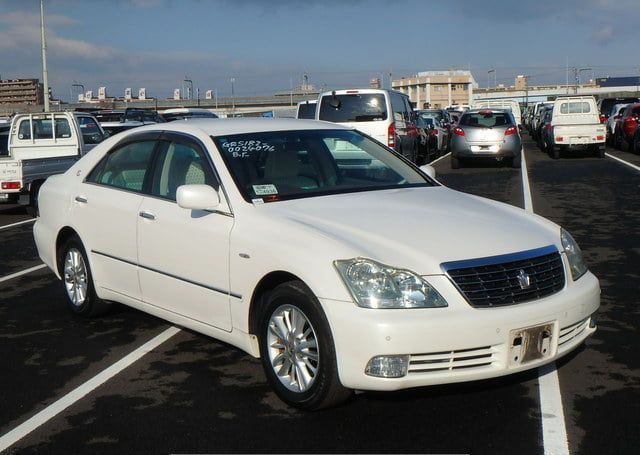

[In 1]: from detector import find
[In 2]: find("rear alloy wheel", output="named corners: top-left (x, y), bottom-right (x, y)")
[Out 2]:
top-left (259, 281), bottom-right (351, 410)
top-left (59, 236), bottom-right (111, 317)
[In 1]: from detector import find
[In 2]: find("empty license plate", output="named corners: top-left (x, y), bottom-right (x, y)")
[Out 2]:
top-left (509, 322), bottom-right (554, 366)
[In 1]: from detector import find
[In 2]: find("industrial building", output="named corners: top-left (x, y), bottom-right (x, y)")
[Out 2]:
top-left (392, 70), bottom-right (478, 109)
top-left (0, 79), bottom-right (44, 105)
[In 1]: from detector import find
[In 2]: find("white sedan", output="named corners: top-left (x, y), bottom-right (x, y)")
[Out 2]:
top-left (34, 119), bottom-right (600, 409)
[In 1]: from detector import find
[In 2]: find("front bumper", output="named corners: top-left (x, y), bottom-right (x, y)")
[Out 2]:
top-left (321, 268), bottom-right (600, 391)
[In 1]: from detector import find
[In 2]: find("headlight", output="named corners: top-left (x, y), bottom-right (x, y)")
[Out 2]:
top-left (334, 258), bottom-right (448, 309)
top-left (561, 229), bottom-right (588, 281)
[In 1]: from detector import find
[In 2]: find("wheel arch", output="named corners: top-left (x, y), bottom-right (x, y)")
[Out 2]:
top-left (248, 270), bottom-right (306, 336)
top-left (55, 226), bottom-right (81, 275)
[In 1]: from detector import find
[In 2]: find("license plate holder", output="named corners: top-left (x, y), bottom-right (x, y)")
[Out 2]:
top-left (509, 322), bottom-right (554, 367)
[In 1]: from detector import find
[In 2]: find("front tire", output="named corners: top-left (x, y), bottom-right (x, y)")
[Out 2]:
top-left (58, 236), bottom-right (111, 317)
top-left (259, 281), bottom-right (351, 410)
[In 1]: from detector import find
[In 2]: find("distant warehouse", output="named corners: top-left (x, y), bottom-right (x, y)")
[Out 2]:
top-left (0, 78), bottom-right (44, 105)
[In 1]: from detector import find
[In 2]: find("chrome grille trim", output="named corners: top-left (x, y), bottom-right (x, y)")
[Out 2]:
top-left (559, 317), bottom-right (589, 346)
top-left (408, 346), bottom-right (497, 374)
top-left (441, 245), bottom-right (565, 308)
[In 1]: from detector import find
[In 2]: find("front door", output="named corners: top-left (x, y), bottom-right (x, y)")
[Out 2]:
top-left (137, 134), bottom-right (234, 331)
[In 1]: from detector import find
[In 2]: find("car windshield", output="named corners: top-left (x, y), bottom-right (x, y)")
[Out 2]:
top-left (318, 94), bottom-right (387, 122)
top-left (213, 129), bottom-right (433, 202)
top-left (459, 111), bottom-right (512, 128)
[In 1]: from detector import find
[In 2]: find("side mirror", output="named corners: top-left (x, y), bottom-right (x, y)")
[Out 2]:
top-left (419, 164), bottom-right (436, 179)
top-left (176, 184), bottom-right (220, 211)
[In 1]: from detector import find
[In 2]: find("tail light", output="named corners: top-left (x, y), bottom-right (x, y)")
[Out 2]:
top-left (388, 122), bottom-right (396, 148)
top-left (504, 126), bottom-right (518, 136)
top-left (596, 135), bottom-right (605, 141)
top-left (1, 181), bottom-right (21, 190)
top-left (453, 127), bottom-right (465, 136)
top-left (431, 129), bottom-right (439, 136)
top-left (556, 136), bottom-right (564, 142)
top-left (599, 115), bottom-right (608, 123)
top-left (407, 123), bottom-right (418, 138)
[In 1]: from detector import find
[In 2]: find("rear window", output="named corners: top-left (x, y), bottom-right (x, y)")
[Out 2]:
top-left (459, 111), bottom-right (512, 127)
top-left (297, 103), bottom-right (316, 119)
top-left (418, 111), bottom-right (444, 122)
top-left (318, 94), bottom-right (387, 123)
top-left (560, 102), bottom-right (591, 114)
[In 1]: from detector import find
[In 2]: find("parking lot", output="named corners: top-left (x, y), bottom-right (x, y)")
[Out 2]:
top-left (0, 133), bottom-right (638, 455)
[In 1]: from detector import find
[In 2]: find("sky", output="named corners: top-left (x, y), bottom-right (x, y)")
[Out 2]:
top-left (0, 0), bottom-right (638, 101)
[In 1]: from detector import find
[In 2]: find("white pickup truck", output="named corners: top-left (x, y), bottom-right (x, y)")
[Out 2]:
top-left (0, 112), bottom-right (106, 212)
top-left (547, 96), bottom-right (606, 159)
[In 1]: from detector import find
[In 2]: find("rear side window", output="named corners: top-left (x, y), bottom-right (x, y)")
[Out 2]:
top-left (560, 102), bottom-right (591, 114)
top-left (459, 112), bottom-right (512, 127)
top-left (151, 141), bottom-right (217, 201)
top-left (87, 141), bottom-right (156, 192)
top-left (318, 94), bottom-right (387, 123)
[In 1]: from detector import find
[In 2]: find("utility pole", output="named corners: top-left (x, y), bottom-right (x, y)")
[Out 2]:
top-left (230, 77), bottom-right (235, 116)
top-left (40, 0), bottom-right (50, 112)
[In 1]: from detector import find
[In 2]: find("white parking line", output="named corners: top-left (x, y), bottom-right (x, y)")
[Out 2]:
top-left (605, 152), bottom-right (640, 173)
top-left (429, 151), bottom-right (451, 166)
top-left (0, 264), bottom-right (47, 285)
top-left (520, 147), bottom-right (570, 455)
top-left (0, 326), bottom-right (181, 452)
top-left (520, 148), bottom-right (534, 213)
top-left (0, 218), bottom-right (35, 231)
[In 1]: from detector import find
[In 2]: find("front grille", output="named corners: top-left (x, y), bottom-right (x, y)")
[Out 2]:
top-left (408, 346), bottom-right (497, 374)
top-left (443, 246), bottom-right (565, 307)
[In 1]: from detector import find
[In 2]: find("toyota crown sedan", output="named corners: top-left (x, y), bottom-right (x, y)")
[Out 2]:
top-left (33, 118), bottom-right (600, 410)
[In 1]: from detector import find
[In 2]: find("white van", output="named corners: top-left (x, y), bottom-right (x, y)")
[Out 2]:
top-left (473, 99), bottom-right (522, 126)
top-left (316, 88), bottom-right (419, 162)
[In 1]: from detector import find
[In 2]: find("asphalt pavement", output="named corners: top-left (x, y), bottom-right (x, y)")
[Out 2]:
top-left (0, 135), bottom-right (638, 454)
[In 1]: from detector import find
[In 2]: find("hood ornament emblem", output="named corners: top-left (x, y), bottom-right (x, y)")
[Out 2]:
top-left (517, 269), bottom-right (531, 290)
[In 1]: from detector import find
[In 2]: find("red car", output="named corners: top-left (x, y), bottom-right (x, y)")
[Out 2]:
top-left (614, 102), bottom-right (640, 150)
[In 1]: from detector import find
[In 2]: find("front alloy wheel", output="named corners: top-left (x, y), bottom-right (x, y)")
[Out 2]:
top-left (267, 304), bottom-right (319, 393)
top-left (259, 281), bottom-right (351, 410)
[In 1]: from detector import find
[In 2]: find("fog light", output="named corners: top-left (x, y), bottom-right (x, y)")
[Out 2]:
top-left (589, 312), bottom-right (597, 329)
top-left (365, 355), bottom-right (409, 378)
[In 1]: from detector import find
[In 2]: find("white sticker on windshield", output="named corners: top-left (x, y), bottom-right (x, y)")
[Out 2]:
top-left (252, 184), bottom-right (278, 196)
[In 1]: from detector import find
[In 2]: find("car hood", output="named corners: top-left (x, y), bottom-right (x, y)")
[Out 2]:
top-left (262, 186), bottom-right (561, 275)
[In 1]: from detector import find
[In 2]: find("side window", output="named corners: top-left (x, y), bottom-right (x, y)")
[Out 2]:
top-left (403, 96), bottom-right (415, 122)
top-left (32, 119), bottom-right (54, 139)
top-left (86, 141), bottom-right (156, 192)
top-left (54, 117), bottom-right (72, 138)
top-left (390, 93), bottom-right (406, 124)
top-left (18, 119), bottom-right (31, 140)
top-left (151, 140), bottom-right (217, 201)
top-left (78, 117), bottom-right (104, 144)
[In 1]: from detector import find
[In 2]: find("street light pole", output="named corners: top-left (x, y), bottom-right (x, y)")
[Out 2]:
top-left (230, 77), bottom-right (235, 116)
top-left (487, 69), bottom-right (495, 91)
top-left (40, 0), bottom-right (50, 112)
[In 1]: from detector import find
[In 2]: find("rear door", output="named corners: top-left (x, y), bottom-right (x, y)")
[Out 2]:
top-left (137, 132), bottom-right (234, 331)
top-left (72, 132), bottom-right (160, 300)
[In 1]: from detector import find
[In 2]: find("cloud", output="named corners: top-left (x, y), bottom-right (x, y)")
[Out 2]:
top-left (593, 24), bottom-right (614, 45)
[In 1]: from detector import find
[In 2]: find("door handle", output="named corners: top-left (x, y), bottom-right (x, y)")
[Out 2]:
top-left (139, 211), bottom-right (156, 221)
top-left (74, 196), bottom-right (87, 203)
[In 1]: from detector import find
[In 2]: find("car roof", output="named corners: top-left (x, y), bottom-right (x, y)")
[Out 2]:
top-left (127, 118), bottom-right (352, 137)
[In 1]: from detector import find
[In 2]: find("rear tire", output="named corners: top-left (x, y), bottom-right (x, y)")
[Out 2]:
top-left (258, 281), bottom-right (351, 410)
top-left (551, 146), bottom-right (560, 160)
top-left (597, 145), bottom-right (605, 159)
top-left (58, 236), bottom-right (111, 317)
top-left (25, 181), bottom-right (43, 217)
top-left (512, 154), bottom-right (522, 168)
top-left (451, 156), bottom-right (461, 169)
